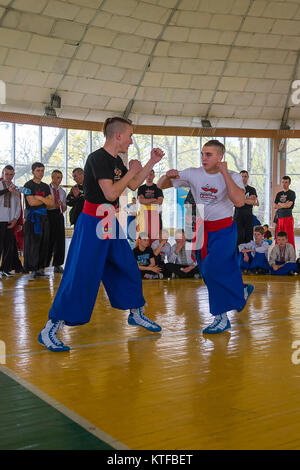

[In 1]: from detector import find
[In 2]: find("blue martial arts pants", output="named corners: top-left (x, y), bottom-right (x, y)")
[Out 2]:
top-left (196, 222), bottom-right (246, 316)
top-left (49, 212), bottom-right (145, 326)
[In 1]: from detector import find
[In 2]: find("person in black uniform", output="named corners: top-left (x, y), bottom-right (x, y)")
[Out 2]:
top-left (234, 170), bottom-right (259, 246)
top-left (23, 162), bottom-right (54, 279)
top-left (66, 168), bottom-right (85, 226)
top-left (38, 117), bottom-right (165, 352)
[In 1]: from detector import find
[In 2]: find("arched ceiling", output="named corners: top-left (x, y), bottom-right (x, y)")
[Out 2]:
top-left (1, 0), bottom-right (300, 129)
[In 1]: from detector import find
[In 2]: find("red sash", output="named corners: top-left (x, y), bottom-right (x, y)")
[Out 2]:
top-left (83, 201), bottom-right (116, 239)
top-left (193, 216), bottom-right (233, 261)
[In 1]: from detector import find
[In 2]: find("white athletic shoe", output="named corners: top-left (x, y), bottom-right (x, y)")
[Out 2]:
top-left (38, 320), bottom-right (70, 352)
top-left (128, 307), bottom-right (162, 332)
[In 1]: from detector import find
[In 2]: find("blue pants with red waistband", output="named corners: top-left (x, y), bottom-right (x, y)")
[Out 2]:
top-left (48, 211), bottom-right (145, 326)
top-left (196, 221), bottom-right (246, 316)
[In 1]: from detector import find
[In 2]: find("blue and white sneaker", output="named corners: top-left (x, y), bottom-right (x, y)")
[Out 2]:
top-left (244, 284), bottom-right (254, 301)
top-left (202, 313), bottom-right (231, 334)
top-left (38, 320), bottom-right (70, 352)
top-left (128, 307), bottom-right (162, 333)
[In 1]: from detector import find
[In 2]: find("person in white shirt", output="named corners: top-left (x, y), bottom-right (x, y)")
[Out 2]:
top-left (0, 165), bottom-right (21, 277)
top-left (46, 170), bottom-right (67, 273)
top-left (269, 231), bottom-right (298, 275)
top-left (164, 228), bottom-right (201, 279)
top-left (151, 228), bottom-right (172, 277)
top-left (157, 139), bottom-right (254, 334)
top-left (238, 225), bottom-right (270, 274)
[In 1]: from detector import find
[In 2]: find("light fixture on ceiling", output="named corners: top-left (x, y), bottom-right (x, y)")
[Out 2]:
top-left (50, 93), bottom-right (61, 109)
top-left (44, 93), bottom-right (61, 117)
top-left (44, 105), bottom-right (57, 117)
top-left (201, 119), bottom-right (212, 128)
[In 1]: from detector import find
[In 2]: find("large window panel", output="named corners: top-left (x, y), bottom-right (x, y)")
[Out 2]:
top-left (15, 124), bottom-right (40, 185)
top-left (42, 127), bottom-right (65, 177)
top-left (153, 136), bottom-right (176, 230)
top-left (92, 131), bottom-right (105, 152)
top-left (0, 122), bottom-right (13, 167)
top-left (224, 137), bottom-right (247, 172)
top-left (248, 138), bottom-right (270, 225)
top-left (129, 134), bottom-right (152, 167)
top-left (67, 129), bottom-right (89, 185)
top-left (177, 136), bottom-right (200, 170)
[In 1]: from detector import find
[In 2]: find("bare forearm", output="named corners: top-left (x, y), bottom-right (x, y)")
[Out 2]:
top-left (157, 175), bottom-right (173, 190)
top-left (222, 171), bottom-right (245, 207)
top-left (129, 160), bottom-right (156, 190)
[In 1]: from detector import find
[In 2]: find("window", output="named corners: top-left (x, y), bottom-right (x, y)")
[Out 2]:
top-left (15, 124), bottom-right (40, 186)
top-left (0, 122), bottom-right (13, 166)
top-left (42, 127), bottom-right (66, 184)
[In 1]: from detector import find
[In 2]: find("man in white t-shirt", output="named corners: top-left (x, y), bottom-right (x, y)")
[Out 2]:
top-left (157, 140), bottom-right (254, 334)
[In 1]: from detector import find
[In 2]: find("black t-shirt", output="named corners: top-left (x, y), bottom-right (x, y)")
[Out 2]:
top-left (84, 148), bottom-right (128, 206)
top-left (275, 190), bottom-right (296, 218)
top-left (24, 180), bottom-right (50, 210)
top-left (133, 246), bottom-right (154, 267)
top-left (234, 185), bottom-right (257, 216)
top-left (137, 183), bottom-right (163, 201)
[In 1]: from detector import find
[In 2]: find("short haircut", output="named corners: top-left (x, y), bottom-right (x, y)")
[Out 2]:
top-left (277, 231), bottom-right (288, 238)
top-left (4, 165), bottom-right (14, 171)
top-left (240, 170), bottom-right (248, 175)
top-left (72, 168), bottom-right (83, 174)
top-left (203, 139), bottom-right (225, 155)
top-left (103, 116), bottom-right (132, 139)
top-left (263, 224), bottom-right (269, 228)
top-left (52, 169), bottom-right (62, 176)
top-left (138, 232), bottom-right (149, 239)
top-left (32, 162), bottom-right (44, 171)
top-left (254, 226), bottom-right (265, 235)
top-left (282, 175), bottom-right (291, 183)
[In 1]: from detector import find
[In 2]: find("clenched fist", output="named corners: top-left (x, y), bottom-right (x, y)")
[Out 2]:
top-left (150, 148), bottom-right (165, 164)
top-left (166, 169), bottom-right (179, 179)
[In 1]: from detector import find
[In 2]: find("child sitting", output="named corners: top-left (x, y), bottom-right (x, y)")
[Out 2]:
top-left (238, 225), bottom-right (270, 274)
top-left (133, 232), bottom-right (163, 279)
top-left (263, 224), bottom-right (273, 245)
top-left (269, 231), bottom-right (298, 275)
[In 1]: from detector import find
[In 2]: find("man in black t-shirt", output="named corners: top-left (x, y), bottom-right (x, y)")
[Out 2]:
top-left (23, 162), bottom-right (54, 279)
top-left (66, 168), bottom-right (85, 226)
top-left (274, 175), bottom-right (296, 249)
top-left (133, 232), bottom-right (163, 279)
top-left (38, 117), bottom-right (165, 352)
top-left (137, 169), bottom-right (163, 242)
top-left (234, 170), bottom-right (259, 245)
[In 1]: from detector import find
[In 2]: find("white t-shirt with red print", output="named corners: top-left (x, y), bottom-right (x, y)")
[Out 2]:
top-left (172, 167), bottom-right (244, 221)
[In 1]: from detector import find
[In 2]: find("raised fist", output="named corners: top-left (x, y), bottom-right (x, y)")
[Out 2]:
top-left (166, 169), bottom-right (179, 179)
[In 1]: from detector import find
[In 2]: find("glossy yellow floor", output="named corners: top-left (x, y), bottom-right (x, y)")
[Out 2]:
top-left (1, 272), bottom-right (300, 450)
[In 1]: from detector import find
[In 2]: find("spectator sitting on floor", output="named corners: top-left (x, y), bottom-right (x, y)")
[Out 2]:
top-left (238, 225), bottom-right (270, 274)
top-left (133, 232), bottom-right (163, 279)
top-left (269, 231), bottom-right (298, 276)
top-left (151, 229), bottom-right (172, 278)
top-left (263, 224), bottom-right (273, 245)
top-left (165, 228), bottom-right (201, 279)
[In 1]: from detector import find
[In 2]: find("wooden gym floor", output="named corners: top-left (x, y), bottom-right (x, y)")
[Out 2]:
top-left (1, 267), bottom-right (300, 450)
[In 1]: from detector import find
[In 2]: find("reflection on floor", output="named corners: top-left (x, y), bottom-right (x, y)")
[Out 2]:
top-left (0, 272), bottom-right (300, 450)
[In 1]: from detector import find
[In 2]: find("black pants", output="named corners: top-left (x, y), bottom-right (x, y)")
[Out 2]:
top-left (235, 212), bottom-right (254, 246)
top-left (46, 210), bottom-right (65, 267)
top-left (164, 263), bottom-right (200, 278)
top-left (24, 215), bottom-right (49, 272)
top-left (0, 224), bottom-right (23, 272)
